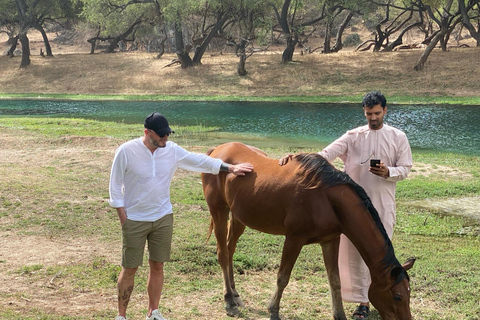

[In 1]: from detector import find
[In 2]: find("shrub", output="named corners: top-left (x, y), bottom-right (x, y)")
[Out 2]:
top-left (344, 33), bottom-right (362, 47)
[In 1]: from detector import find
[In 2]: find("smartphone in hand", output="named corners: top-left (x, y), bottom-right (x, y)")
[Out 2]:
top-left (370, 159), bottom-right (381, 168)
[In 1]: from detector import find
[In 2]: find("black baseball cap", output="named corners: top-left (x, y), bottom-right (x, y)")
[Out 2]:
top-left (144, 112), bottom-right (175, 137)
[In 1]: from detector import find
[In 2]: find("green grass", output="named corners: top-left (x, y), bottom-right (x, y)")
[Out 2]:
top-left (0, 117), bottom-right (220, 140)
top-left (0, 117), bottom-right (479, 319)
top-left (1, 93), bottom-right (480, 105)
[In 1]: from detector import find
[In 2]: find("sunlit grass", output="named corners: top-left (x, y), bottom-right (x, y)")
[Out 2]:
top-left (0, 117), bottom-right (220, 141)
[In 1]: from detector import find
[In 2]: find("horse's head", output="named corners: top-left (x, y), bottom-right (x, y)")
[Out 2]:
top-left (369, 258), bottom-right (415, 320)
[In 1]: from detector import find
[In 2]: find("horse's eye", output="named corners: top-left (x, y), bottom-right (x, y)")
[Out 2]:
top-left (394, 294), bottom-right (402, 301)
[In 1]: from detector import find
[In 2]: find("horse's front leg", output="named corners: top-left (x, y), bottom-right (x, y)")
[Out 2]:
top-left (321, 238), bottom-right (347, 320)
top-left (268, 236), bottom-right (305, 320)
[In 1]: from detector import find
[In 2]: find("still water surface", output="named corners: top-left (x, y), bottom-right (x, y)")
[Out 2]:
top-left (0, 100), bottom-right (479, 155)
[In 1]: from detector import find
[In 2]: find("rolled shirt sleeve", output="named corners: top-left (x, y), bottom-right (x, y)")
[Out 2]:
top-left (175, 145), bottom-right (223, 174)
top-left (109, 147), bottom-right (127, 208)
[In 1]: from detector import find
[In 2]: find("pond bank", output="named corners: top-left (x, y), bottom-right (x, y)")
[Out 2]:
top-left (1, 93), bottom-right (480, 105)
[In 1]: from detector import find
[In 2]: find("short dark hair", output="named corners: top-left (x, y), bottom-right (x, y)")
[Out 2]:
top-left (362, 91), bottom-right (386, 109)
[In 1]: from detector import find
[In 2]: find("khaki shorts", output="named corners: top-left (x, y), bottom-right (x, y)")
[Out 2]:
top-left (121, 214), bottom-right (173, 268)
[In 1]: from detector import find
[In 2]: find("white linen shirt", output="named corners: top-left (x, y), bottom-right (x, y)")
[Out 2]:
top-left (109, 138), bottom-right (223, 222)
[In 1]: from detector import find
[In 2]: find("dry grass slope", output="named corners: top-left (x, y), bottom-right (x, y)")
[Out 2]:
top-left (1, 32), bottom-right (480, 98)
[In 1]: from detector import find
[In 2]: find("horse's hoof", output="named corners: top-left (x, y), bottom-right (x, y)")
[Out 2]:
top-left (234, 296), bottom-right (245, 307)
top-left (226, 305), bottom-right (241, 317)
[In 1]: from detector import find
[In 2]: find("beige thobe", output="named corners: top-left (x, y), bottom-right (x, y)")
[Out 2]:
top-left (319, 124), bottom-right (412, 303)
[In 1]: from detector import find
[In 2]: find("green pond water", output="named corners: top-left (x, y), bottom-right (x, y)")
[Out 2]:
top-left (1, 100), bottom-right (479, 155)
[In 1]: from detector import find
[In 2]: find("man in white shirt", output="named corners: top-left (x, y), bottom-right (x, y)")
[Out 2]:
top-left (109, 112), bottom-right (253, 320)
top-left (279, 91), bottom-right (412, 319)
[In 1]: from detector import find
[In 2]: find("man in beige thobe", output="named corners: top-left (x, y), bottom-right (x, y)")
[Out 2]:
top-left (279, 91), bottom-right (412, 319)
top-left (319, 91), bottom-right (412, 319)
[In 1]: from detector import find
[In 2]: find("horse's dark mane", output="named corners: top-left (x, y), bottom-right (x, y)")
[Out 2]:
top-left (294, 153), bottom-right (405, 276)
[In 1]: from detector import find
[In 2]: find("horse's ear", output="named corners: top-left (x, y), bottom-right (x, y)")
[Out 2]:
top-left (402, 258), bottom-right (416, 271)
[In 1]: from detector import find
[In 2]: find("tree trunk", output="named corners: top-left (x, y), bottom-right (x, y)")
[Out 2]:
top-left (383, 21), bottom-right (423, 52)
top-left (34, 24), bottom-right (53, 56)
top-left (282, 33), bottom-right (298, 63)
top-left (19, 31), bottom-right (30, 67)
top-left (237, 54), bottom-right (247, 76)
top-left (414, 28), bottom-right (447, 71)
top-left (88, 39), bottom-right (96, 54)
top-left (332, 11), bottom-right (354, 52)
top-left (236, 39), bottom-right (248, 76)
top-left (276, 0), bottom-right (296, 62)
top-left (88, 29), bottom-right (101, 54)
top-left (192, 11), bottom-right (230, 65)
top-left (7, 35), bottom-right (19, 57)
top-left (174, 22), bottom-right (193, 69)
top-left (107, 38), bottom-right (121, 53)
top-left (106, 17), bottom-right (143, 53)
top-left (373, 24), bottom-right (386, 52)
top-left (323, 22), bottom-right (332, 53)
top-left (439, 35), bottom-right (447, 51)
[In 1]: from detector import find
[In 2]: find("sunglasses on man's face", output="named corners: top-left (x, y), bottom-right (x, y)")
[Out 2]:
top-left (148, 129), bottom-right (170, 138)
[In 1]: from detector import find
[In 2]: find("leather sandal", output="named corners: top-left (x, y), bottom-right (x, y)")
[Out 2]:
top-left (353, 305), bottom-right (369, 319)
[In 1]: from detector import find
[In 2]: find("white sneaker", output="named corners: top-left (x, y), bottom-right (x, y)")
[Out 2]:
top-left (115, 316), bottom-right (127, 320)
top-left (146, 309), bottom-right (167, 320)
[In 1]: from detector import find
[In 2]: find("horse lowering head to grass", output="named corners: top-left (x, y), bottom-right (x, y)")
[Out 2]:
top-left (201, 142), bottom-right (415, 320)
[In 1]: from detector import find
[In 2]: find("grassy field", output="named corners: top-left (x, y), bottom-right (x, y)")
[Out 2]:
top-left (1, 33), bottom-right (479, 319)
top-left (0, 118), bottom-right (479, 320)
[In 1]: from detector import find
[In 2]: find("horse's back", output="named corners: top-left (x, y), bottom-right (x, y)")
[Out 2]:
top-left (202, 142), bottom-right (307, 234)
top-left (207, 142), bottom-right (268, 163)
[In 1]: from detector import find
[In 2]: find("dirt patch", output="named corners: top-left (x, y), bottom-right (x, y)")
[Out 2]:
top-left (408, 197), bottom-right (480, 222)
top-left (409, 162), bottom-right (473, 179)
top-left (0, 231), bottom-right (119, 316)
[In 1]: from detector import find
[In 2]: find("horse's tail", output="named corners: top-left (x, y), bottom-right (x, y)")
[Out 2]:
top-left (206, 217), bottom-right (214, 243)
top-left (206, 146), bottom-right (216, 156)
top-left (204, 146), bottom-right (217, 244)
top-left (206, 212), bottom-right (233, 244)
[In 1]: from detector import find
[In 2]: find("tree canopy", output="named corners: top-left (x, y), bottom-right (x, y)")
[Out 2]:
top-left (1, 0), bottom-right (478, 70)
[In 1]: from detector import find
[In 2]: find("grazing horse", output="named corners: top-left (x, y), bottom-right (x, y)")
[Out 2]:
top-left (201, 142), bottom-right (415, 320)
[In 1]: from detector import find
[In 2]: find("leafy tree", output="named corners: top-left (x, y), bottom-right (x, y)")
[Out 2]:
top-left (458, 0), bottom-right (480, 46)
top-left (330, 10), bottom-right (355, 52)
top-left (0, 0), bottom-right (18, 44)
top-left (414, 0), bottom-right (462, 70)
top-left (272, 0), bottom-right (329, 62)
top-left (81, 0), bottom-right (160, 53)
top-left (225, 0), bottom-right (271, 75)
top-left (1, 0), bottom-right (80, 67)
top-left (354, 0), bottom-right (425, 52)
top-left (164, 0), bottom-right (236, 67)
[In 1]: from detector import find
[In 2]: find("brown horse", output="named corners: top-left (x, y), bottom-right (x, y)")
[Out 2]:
top-left (201, 142), bottom-right (415, 320)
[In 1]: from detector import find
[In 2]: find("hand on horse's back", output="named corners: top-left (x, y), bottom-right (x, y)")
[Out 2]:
top-left (231, 162), bottom-right (253, 176)
top-left (278, 154), bottom-right (293, 166)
